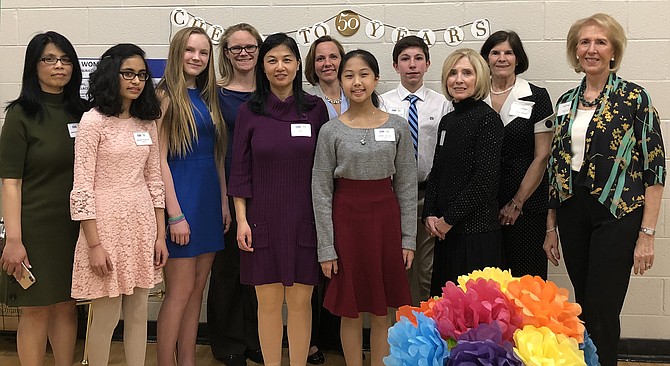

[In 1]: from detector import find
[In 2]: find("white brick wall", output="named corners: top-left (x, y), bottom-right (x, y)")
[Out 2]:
top-left (1, 0), bottom-right (668, 339)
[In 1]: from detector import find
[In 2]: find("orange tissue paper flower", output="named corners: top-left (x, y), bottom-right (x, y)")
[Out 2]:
top-left (505, 275), bottom-right (585, 343)
top-left (396, 297), bottom-right (439, 325)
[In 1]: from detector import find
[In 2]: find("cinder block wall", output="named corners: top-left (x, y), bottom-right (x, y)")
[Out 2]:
top-left (1, 0), bottom-right (668, 339)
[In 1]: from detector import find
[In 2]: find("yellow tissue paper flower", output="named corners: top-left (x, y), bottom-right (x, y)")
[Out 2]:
top-left (458, 267), bottom-right (517, 292)
top-left (513, 325), bottom-right (586, 366)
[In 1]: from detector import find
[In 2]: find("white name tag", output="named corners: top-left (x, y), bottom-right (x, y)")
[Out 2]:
top-left (133, 131), bottom-right (153, 146)
top-left (291, 123), bottom-right (311, 137)
top-left (509, 101), bottom-right (534, 119)
top-left (387, 107), bottom-right (405, 117)
top-left (67, 123), bottom-right (79, 138)
top-left (439, 130), bottom-right (446, 146)
top-left (374, 128), bottom-right (395, 141)
top-left (557, 102), bottom-right (571, 117)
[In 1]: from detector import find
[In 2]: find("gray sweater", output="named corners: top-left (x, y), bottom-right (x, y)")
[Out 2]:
top-left (312, 113), bottom-right (418, 262)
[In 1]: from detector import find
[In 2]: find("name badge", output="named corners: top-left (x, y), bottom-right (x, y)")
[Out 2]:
top-left (374, 128), bottom-right (395, 141)
top-left (509, 101), bottom-right (534, 119)
top-left (387, 107), bottom-right (405, 117)
top-left (67, 123), bottom-right (79, 138)
top-left (557, 102), bottom-right (571, 116)
top-left (133, 131), bottom-right (153, 146)
top-left (291, 123), bottom-right (311, 137)
top-left (439, 130), bottom-right (446, 146)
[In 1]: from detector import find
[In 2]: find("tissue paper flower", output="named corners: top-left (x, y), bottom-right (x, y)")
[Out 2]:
top-left (505, 275), bottom-right (585, 342)
top-left (458, 267), bottom-right (516, 292)
top-left (432, 279), bottom-right (522, 341)
top-left (513, 325), bottom-right (586, 366)
top-left (580, 331), bottom-right (600, 366)
top-left (460, 322), bottom-right (505, 345)
top-left (396, 297), bottom-right (439, 326)
top-left (384, 312), bottom-right (450, 366)
top-left (446, 337), bottom-right (523, 366)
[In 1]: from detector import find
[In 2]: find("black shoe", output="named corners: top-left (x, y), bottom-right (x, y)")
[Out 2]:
top-left (245, 348), bottom-right (264, 364)
top-left (307, 349), bottom-right (326, 364)
top-left (218, 354), bottom-right (247, 366)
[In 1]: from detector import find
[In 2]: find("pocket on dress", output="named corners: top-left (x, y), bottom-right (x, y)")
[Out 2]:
top-left (297, 220), bottom-right (317, 248)
top-left (250, 222), bottom-right (269, 249)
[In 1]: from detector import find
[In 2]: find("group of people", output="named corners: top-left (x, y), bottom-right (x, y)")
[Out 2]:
top-left (0, 12), bottom-right (663, 366)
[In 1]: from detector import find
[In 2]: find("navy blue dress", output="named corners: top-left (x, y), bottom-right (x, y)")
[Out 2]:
top-left (166, 88), bottom-right (225, 257)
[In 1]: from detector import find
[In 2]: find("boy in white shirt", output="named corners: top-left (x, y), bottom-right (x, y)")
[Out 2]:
top-left (380, 36), bottom-right (452, 305)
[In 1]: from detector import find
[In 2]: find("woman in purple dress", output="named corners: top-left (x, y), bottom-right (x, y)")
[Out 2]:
top-left (227, 33), bottom-right (329, 366)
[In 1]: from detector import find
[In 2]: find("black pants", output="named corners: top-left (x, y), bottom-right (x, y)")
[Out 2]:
top-left (207, 198), bottom-right (261, 358)
top-left (557, 187), bottom-right (642, 366)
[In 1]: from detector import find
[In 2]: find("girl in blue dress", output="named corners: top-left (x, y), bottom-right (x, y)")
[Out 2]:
top-left (155, 27), bottom-right (229, 366)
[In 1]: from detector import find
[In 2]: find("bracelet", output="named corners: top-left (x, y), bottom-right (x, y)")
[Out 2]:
top-left (546, 226), bottom-right (557, 233)
top-left (168, 217), bottom-right (186, 225)
top-left (88, 242), bottom-right (102, 249)
top-left (510, 198), bottom-right (522, 212)
top-left (168, 214), bottom-right (185, 222)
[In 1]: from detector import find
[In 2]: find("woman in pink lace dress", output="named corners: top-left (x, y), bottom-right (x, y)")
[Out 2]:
top-left (70, 43), bottom-right (168, 366)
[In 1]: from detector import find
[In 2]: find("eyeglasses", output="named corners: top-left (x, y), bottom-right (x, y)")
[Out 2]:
top-left (119, 71), bottom-right (150, 81)
top-left (226, 45), bottom-right (258, 54)
top-left (39, 56), bottom-right (73, 65)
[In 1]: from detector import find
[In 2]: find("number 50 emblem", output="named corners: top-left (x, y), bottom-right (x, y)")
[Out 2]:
top-left (336, 10), bottom-right (360, 37)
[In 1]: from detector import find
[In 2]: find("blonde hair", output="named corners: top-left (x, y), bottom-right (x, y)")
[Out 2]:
top-left (440, 48), bottom-right (491, 101)
top-left (158, 27), bottom-right (227, 162)
top-left (218, 23), bottom-right (263, 87)
top-left (566, 13), bottom-right (627, 73)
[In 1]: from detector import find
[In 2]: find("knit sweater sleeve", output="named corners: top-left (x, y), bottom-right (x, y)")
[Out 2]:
top-left (443, 109), bottom-right (504, 225)
top-left (227, 104), bottom-right (254, 198)
top-left (391, 116), bottom-right (418, 250)
top-left (312, 122), bottom-right (338, 262)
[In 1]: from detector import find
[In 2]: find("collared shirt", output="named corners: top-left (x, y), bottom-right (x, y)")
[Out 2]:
top-left (548, 73), bottom-right (665, 218)
top-left (380, 83), bottom-right (452, 182)
top-left (304, 84), bottom-right (349, 119)
top-left (484, 77), bottom-right (554, 132)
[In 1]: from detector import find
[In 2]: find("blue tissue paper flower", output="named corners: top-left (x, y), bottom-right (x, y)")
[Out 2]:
top-left (384, 312), bottom-right (450, 366)
top-left (580, 330), bottom-right (600, 366)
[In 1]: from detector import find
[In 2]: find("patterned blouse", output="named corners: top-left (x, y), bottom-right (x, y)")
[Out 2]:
top-left (548, 73), bottom-right (665, 218)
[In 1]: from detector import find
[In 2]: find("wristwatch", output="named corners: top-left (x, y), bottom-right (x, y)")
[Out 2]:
top-left (639, 227), bottom-right (655, 236)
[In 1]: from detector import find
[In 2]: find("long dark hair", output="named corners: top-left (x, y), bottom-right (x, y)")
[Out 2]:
top-left (248, 33), bottom-right (315, 115)
top-left (6, 31), bottom-right (88, 120)
top-left (338, 49), bottom-right (381, 108)
top-left (88, 44), bottom-right (161, 120)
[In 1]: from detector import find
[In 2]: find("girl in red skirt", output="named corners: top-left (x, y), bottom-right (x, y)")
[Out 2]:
top-left (312, 49), bottom-right (417, 366)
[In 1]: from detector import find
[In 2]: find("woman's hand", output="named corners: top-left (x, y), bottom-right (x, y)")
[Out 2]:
top-left (499, 200), bottom-right (522, 226)
top-left (222, 202), bottom-right (232, 234)
top-left (0, 238), bottom-right (29, 279)
top-left (402, 249), bottom-right (414, 270)
top-left (169, 219), bottom-right (190, 245)
top-left (88, 245), bottom-right (113, 276)
top-left (154, 239), bottom-right (169, 269)
top-left (237, 220), bottom-right (253, 252)
top-left (425, 216), bottom-right (440, 238)
top-left (320, 260), bottom-right (338, 278)
top-left (543, 230), bottom-right (561, 266)
top-left (633, 232), bottom-right (654, 275)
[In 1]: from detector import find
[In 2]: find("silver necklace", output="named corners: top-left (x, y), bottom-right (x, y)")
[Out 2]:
top-left (325, 95), bottom-right (342, 104)
top-left (350, 110), bottom-right (374, 145)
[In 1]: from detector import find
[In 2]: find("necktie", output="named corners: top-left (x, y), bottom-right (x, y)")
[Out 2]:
top-left (405, 94), bottom-right (419, 157)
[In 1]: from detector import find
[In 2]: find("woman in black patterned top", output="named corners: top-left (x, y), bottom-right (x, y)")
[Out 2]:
top-left (543, 14), bottom-right (664, 366)
top-left (423, 48), bottom-right (504, 296)
top-left (480, 31), bottom-right (555, 279)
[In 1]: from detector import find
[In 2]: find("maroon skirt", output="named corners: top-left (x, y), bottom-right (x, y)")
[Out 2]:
top-left (323, 178), bottom-right (412, 318)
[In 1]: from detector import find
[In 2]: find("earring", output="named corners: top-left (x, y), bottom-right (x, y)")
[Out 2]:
top-left (611, 57), bottom-right (615, 61)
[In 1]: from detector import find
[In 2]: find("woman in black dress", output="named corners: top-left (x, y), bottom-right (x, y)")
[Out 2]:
top-left (480, 31), bottom-right (554, 279)
top-left (423, 48), bottom-right (504, 295)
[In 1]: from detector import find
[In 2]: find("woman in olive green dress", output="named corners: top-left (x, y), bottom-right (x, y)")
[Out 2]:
top-left (0, 31), bottom-right (88, 366)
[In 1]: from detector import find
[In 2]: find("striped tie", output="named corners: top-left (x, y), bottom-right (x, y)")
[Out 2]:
top-left (405, 94), bottom-right (419, 157)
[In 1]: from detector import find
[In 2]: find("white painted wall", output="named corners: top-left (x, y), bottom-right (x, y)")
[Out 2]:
top-left (1, 0), bottom-right (668, 339)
